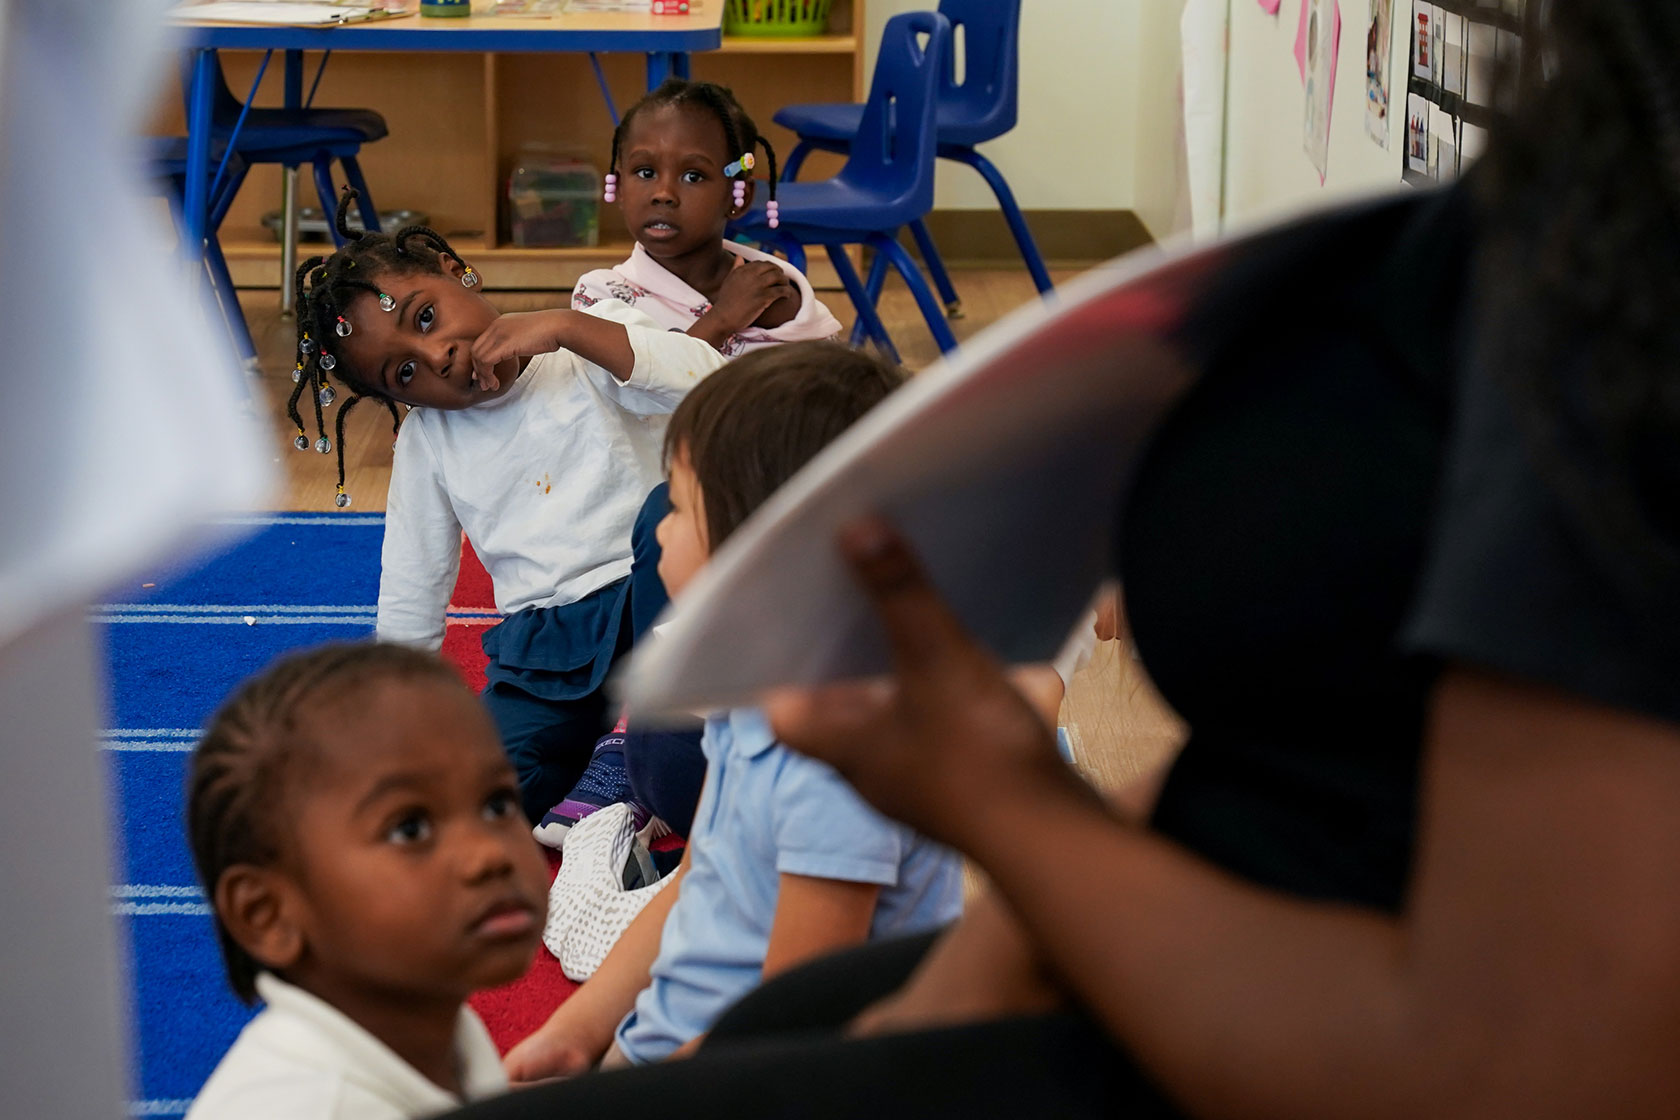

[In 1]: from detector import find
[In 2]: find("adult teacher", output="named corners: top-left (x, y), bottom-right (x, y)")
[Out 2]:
top-left (456, 1), bottom-right (1680, 1114)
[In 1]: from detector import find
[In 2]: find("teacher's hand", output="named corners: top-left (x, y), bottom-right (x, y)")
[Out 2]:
top-left (764, 517), bottom-right (1085, 849)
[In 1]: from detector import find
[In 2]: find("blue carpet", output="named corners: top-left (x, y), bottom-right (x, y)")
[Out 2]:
top-left (101, 513), bottom-right (385, 1116)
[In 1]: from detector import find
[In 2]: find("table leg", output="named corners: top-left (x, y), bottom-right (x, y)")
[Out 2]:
top-left (182, 49), bottom-right (216, 267)
top-left (281, 51), bottom-right (304, 315)
top-left (281, 167), bottom-right (301, 315)
top-left (647, 51), bottom-right (691, 89)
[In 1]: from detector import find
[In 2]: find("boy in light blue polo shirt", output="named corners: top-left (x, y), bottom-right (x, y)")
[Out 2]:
top-left (502, 343), bottom-right (965, 1079)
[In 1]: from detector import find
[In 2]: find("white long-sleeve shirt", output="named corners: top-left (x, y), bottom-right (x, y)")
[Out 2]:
top-left (376, 300), bottom-right (728, 650)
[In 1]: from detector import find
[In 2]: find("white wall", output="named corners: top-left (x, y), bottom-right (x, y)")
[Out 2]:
top-left (1222, 0), bottom-right (1411, 227)
top-left (1132, 0), bottom-right (1190, 238)
top-left (863, 1), bottom-right (1143, 212)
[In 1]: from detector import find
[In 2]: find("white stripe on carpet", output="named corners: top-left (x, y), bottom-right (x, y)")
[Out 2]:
top-left (129, 1099), bottom-right (193, 1116)
top-left (114, 902), bottom-right (214, 917)
top-left (213, 514), bottom-right (384, 526)
top-left (91, 615), bottom-right (378, 626)
top-left (96, 603), bottom-right (377, 614)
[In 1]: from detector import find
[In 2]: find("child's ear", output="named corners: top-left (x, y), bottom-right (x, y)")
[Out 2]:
top-left (731, 177), bottom-right (758, 217)
top-left (215, 865), bottom-right (308, 973)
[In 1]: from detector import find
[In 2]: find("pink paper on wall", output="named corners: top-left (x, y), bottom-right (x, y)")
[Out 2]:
top-left (1294, 0), bottom-right (1310, 79)
top-left (1259, 0), bottom-right (1281, 13)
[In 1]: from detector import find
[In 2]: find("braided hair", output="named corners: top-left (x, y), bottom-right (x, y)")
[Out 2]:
top-left (290, 187), bottom-right (478, 508)
top-left (1475, 0), bottom-right (1680, 600)
top-left (186, 642), bottom-right (462, 1003)
top-left (609, 78), bottom-right (779, 213)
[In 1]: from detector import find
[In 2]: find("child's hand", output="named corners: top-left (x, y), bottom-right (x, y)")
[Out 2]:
top-left (468, 310), bottom-right (570, 392)
top-left (692, 262), bottom-right (797, 346)
top-left (502, 1023), bottom-right (601, 1085)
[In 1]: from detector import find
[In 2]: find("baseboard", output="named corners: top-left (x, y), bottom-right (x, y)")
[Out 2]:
top-left (913, 209), bottom-right (1152, 269)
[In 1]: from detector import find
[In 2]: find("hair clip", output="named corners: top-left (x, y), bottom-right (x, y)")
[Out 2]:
top-left (379, 293), bottom-right (396, 312)
top-left (335, 315), bottom-right (352, 338)
top-left (294, 429), bottom-right (309, 451)
top-left (461, 265), bottom-right (480, 289)
top-left (723, 152), bottom-right (756, 177)
top-left (320, 352), bottom-right (337, 371)
top-left (335, 485), bottom-right (352, 509)
top-left (603, 172), bottom-right (617, 203)
top-left (319, 383), bottom-right (336, 407)
top-left (315, 436), bottom-right (332, 454)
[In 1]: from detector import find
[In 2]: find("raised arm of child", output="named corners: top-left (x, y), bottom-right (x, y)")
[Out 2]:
top-left (467, 301), bottom-right (727, 395)
top-left (686, 261), bottom-right (798, 351)
top-left (502, 841), bottom-right (696, 1084)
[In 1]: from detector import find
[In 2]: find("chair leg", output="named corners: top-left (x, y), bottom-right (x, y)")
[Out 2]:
top-left (945, 147), bottom-right (1054, 296)
top-left (203, 233), bottom-right (259, 365)
top-left (851, 249), bottom-right (891, 348)
top-left (907, 218), bottom-right (964, 318)
top-left (827, 245), bottom-right (900, 365)
top-left (781, 140), bottom-right (814, 184)
top-left (872, 234), bottom-right (959, 354)
top-left (311, 158), bottom-right (342, 247)
top-left (341, 154), bottom-right (381, 233)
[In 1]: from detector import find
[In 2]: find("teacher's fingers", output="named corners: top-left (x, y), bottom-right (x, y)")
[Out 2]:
top-left (838, 517), bottom-right (982, 676)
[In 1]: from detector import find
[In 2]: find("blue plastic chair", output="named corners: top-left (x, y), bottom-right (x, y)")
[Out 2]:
top-left (147, 138), bottom-right (259, 368)
top-left (184, 51), bottom-right (387, 246)
top-left (732, 11), bottom-right (956, 359)
top-left (774, 0), bottom-right (1051, 326)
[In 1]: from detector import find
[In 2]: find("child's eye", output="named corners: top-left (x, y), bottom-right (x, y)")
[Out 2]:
top-left (682, 170), bottom-right (705, 184)
top-left (386, 813), bottom-right (433, 845)
top-left (483, 789), bottom-right (519, 822)
top-left (417, 305), bottom-right (435, 332)
top-left (634, 167), bottom-right (655, 180)
top-left (397, 360), bottom-right (416, 387)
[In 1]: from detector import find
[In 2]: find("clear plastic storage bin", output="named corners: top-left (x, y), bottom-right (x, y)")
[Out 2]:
top-left (507, 150), bottom-right (600, 248)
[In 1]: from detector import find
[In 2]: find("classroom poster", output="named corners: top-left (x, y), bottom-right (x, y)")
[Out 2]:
top-left (1365, 0), bottom-right (1395, 147)
top-left (1303, 0), bottom-right (1342, 182)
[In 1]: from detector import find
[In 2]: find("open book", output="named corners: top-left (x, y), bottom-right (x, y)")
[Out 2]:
top-left (169, 2), bottom-right (407, 26)
top-left (620, 228), bottom-right (1247, 717)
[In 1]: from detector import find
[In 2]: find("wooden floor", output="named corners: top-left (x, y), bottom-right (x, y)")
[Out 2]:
top-left (235, 269), bottom-right (1184, 797)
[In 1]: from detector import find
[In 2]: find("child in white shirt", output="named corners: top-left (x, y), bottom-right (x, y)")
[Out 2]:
top-left (184, 642), bottom-right (551, 1119)
top-left (288, 191), bottom-right (775, 824)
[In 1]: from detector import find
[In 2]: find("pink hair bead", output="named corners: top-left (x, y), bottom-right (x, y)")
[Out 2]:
top-left (732, 180), bottom-right (747, 208)
top-left (766, 200), bottom-right (780, 229)
top-left (603, 172), bottom-right (617, 203)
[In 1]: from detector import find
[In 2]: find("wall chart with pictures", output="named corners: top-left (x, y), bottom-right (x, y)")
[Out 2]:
top-left (1403, 0), bottom-right (1526, 184)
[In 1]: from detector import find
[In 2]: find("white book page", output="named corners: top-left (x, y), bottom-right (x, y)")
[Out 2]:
top-left (622, 237), bottom-right (1235, 717)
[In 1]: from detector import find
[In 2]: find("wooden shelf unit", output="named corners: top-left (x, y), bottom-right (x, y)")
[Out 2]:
top-left (160, 0), bottom-right (866, 290)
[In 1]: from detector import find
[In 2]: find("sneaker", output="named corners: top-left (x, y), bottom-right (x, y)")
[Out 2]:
top-left (533, 715), bottom-right (649, 850)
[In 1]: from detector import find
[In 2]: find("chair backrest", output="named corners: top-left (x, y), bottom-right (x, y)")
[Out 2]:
top-left (937, 0), bottom-right (1020, 142)
top-left (178, 52), bottom-right (248, 128)
top-left (841, 10), bottom-right (949, 220)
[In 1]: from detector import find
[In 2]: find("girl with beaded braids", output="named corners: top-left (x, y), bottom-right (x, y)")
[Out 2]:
top-left (573, 78), bottom-right (842, 357)
top-left (294, 187), bottom-right (730, 826)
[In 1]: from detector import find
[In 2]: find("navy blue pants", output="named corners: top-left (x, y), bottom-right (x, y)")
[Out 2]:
top-left (483, 484), bottom-right (707, 827)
